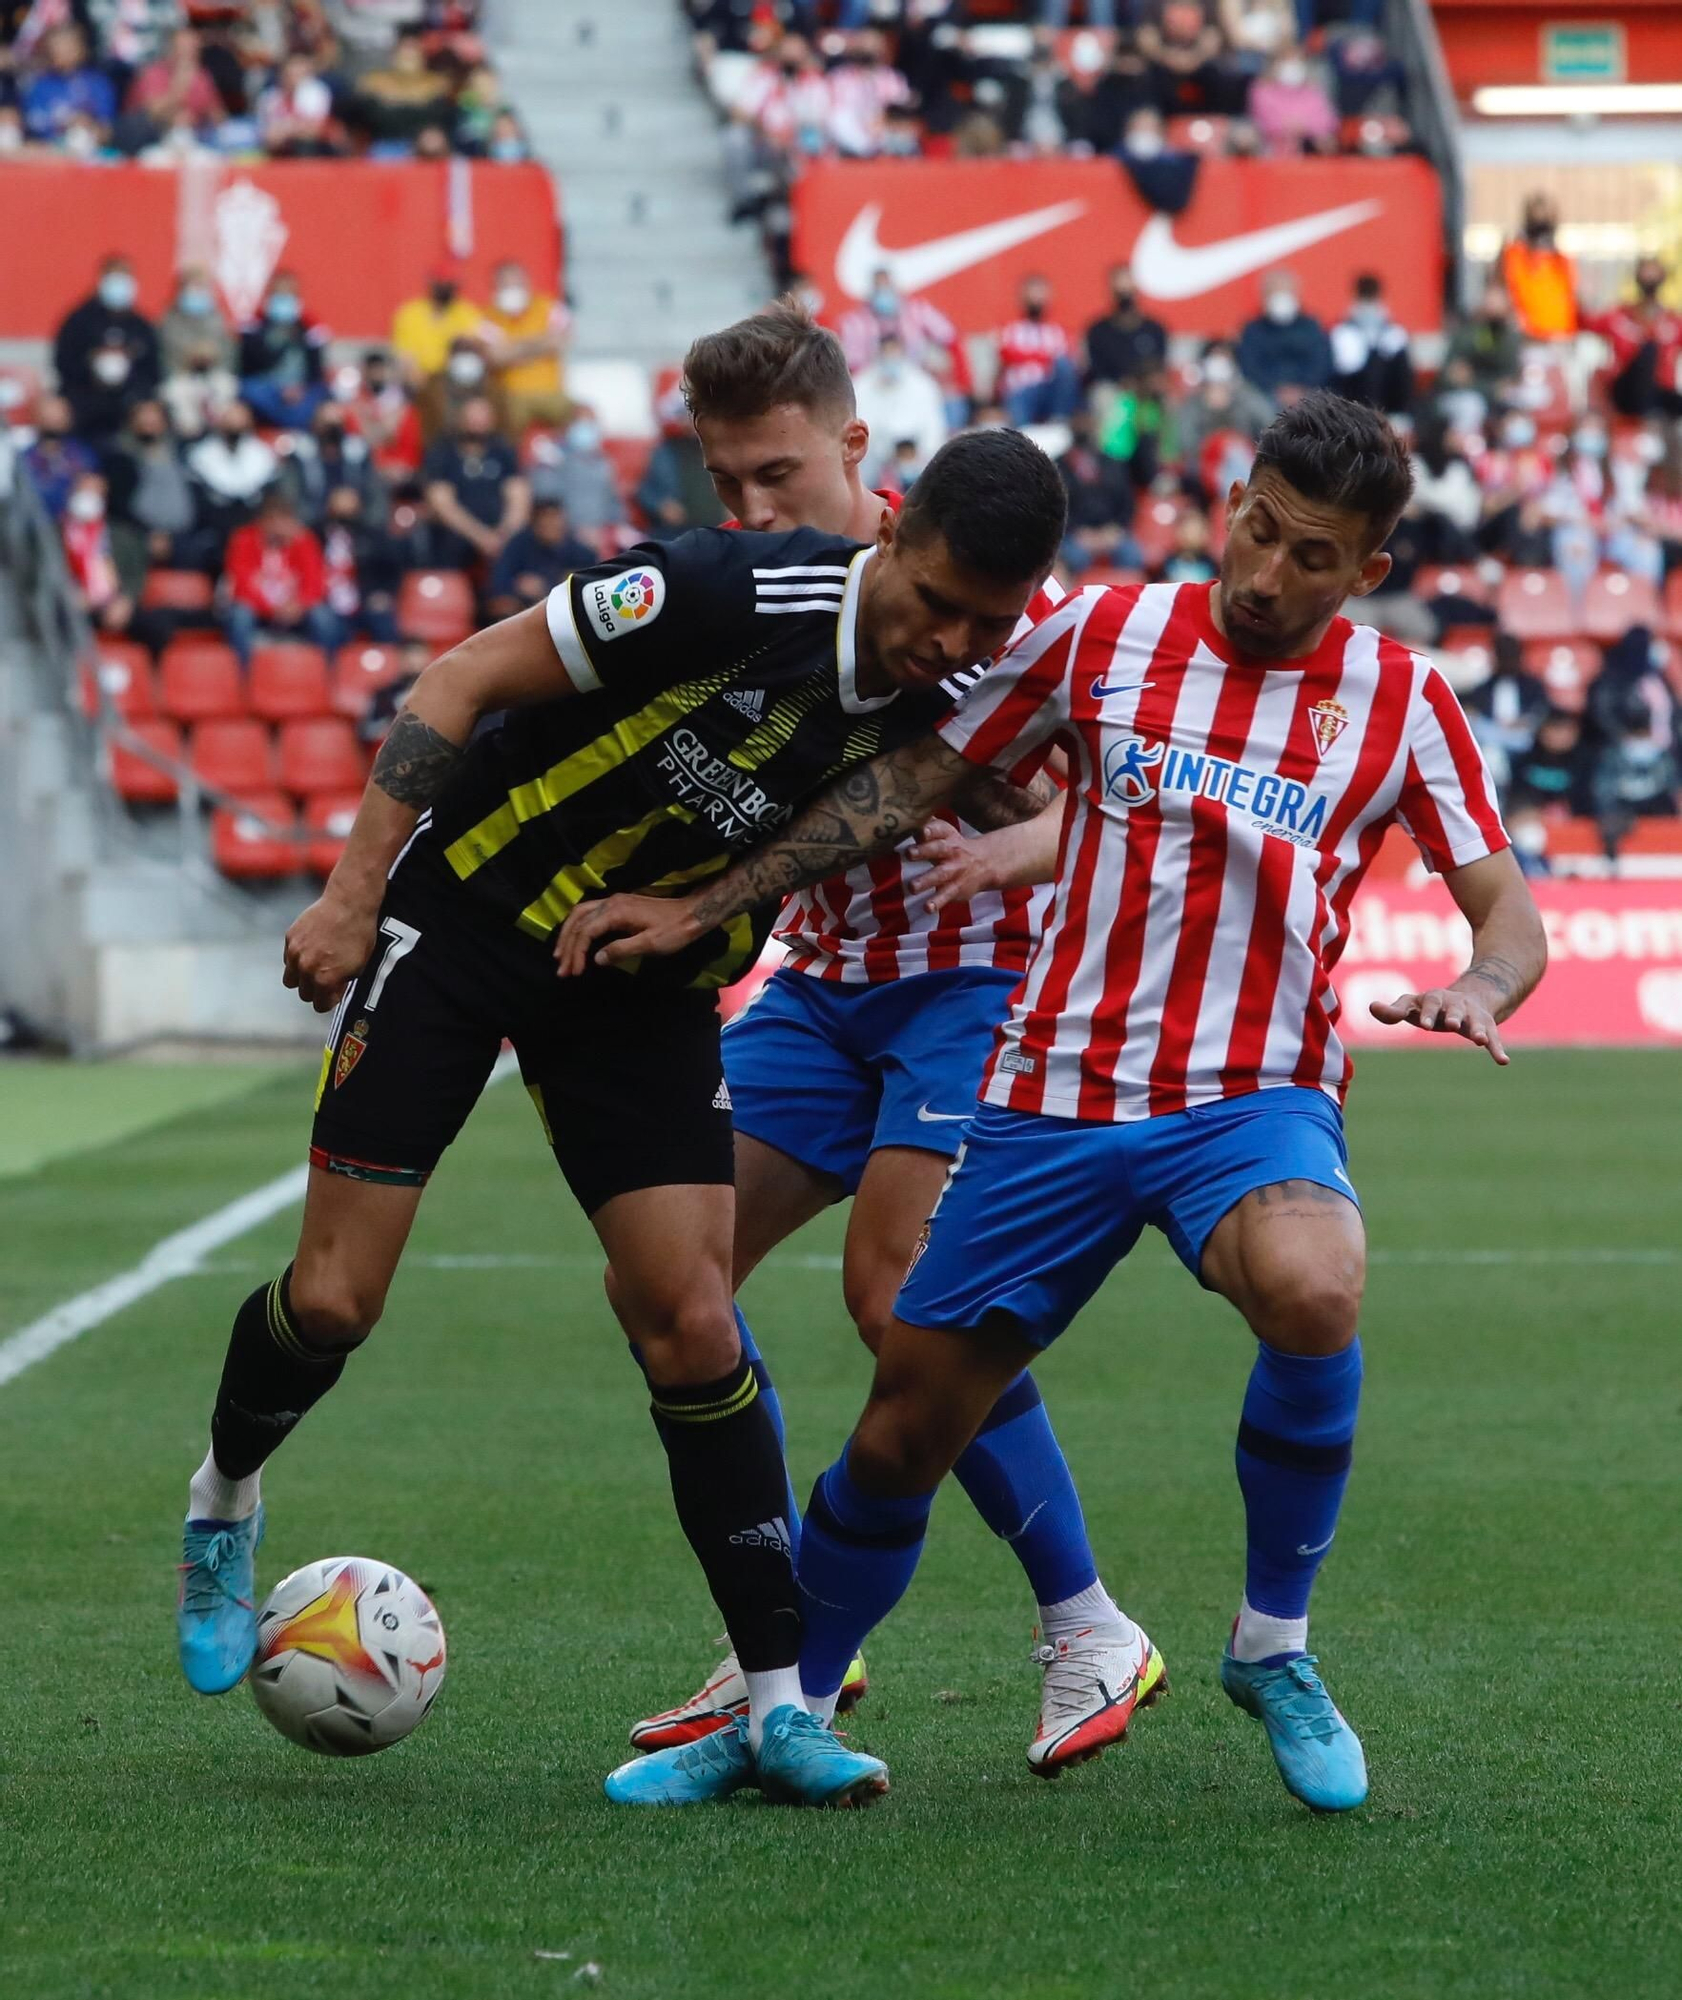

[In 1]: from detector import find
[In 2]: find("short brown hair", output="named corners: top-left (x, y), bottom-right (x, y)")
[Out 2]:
top-left (682, 297), bottom-right (855, 424)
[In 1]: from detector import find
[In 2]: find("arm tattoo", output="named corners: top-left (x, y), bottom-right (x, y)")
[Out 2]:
top-left (371, 710), bottom-right (466, 808)
top-left (1461, 954), bottom-right (1524, 1003)
top-left (684, 734), bottom-right (972, 932)
top-left (952, 764), bottom-right (1058, 832)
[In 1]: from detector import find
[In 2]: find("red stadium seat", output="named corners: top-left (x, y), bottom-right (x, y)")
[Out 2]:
top-left (1523, 639), bottom-right (1600, 711)
top-left (107, 718), bottom-right (183, 803)
top-left (190, 718), bottom-right (277, 796)
top-left (603, 436), bottom-right (656, 502)
top-left (79, 639), bottom-right (156, 720)
top-left (1580, 569), bottom-right (1661, 642)
top-left (331, 642), bottom-right (409, 719)
top-left (1496, 567), bottom-right (1576, 641)
top-left (398, 570), bottom-right (475, 647)
top-left (211, 791), bottom-right (302, 880)
top-left (158, 637), bottom-right (246, 722)
top-left (276, 716), bottom-right (366, 797)
top-left (140, 568), bottom-right (216, 614)
top-left (302, 790), bottom-right (363, 875)
top-left (248, 641), bottom-right (331, 721)
top-left (1416, 564), bottom-right (1493, 607)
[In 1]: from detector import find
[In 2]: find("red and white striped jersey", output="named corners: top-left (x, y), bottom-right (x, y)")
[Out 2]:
top-left (995, 318), bottom-right (1072, 397)
top-left (938, 579), bottom-right (1509, 1121)
top-left (776, 575), bottom-right (1067, 984)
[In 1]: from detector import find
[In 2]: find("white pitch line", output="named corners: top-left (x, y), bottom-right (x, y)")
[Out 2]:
top-left (0, 1053), bottom-right (520, 1392)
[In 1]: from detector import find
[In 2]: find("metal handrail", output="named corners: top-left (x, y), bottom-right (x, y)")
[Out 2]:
top-left (1387, 0), bottom-right (1466, 317)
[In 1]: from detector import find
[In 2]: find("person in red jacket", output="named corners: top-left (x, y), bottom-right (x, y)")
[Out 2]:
top-left (220, 488), bottom-right (335, 666)
top-left (1582, 256), bottom-right (1682, 420)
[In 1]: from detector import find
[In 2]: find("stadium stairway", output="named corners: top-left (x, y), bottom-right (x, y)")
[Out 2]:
top-left (492, 0), bottom-right (771, 370)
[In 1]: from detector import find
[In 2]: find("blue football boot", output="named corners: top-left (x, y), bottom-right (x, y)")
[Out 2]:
top-left (604, 1714), bottom-right (755, 1805)
top-left (754, 1705), bottom-right (889, 1808)
top-left (1220, 1648), bottom-right (1368, 1812)
top-left (176, 1508), bottom-right (264, 1695)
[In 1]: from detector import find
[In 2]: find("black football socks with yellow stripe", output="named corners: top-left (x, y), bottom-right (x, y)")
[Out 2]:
top-left (205, 1267), bottom-right (360, 1487)
top-left (648, 1355), bottom-right (803, 1686)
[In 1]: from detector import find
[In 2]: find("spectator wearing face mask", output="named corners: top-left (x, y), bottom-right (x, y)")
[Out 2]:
top-left (1248, 45), bottom-right (1336, 155)
top-left (1176, 340), bottom-right (1273, 482)
top-left (1475, 410), bottom-right (1552, 560)
top-left (1329, 273), bottom-right (1414, 416)
top-left (994, 275), bottom-right (1082, 426)
top-left (1217, 0), bottom-right (1295, 95)
top-left (1445, 284), bottom-right (1523, 405)
top-left (1465, 636), bottom-right (1551, 802)
top-left (286, 401), bottom-right (383, 526)
top-left (1162, 508), bottom-right (1218, 583)
top-left (528, 411), bottom-right (628, 542)
top-left (636, 390), bottom-right (729, 537)
top-left (423, 395), bottom-right (530, 567)
top-left (350, 32), bottom-right (454, 148)
top-left (317, 483), bottom-right (402, 647)
top-left (1056, 408), bottom-right (1138, 578)
top-left (1407, 427), bottom-right (1482, 566)
top-left (839, 268), bottom-right (971, 427)
top-left (1057, 32), bottom-right (1153, 154)
top-left (1500, 194), bottom-right (1577, 340)
top-left (852, 335), bottom-right (949, 488)
top-left (54, 256), bottom-right (161, 442)
top-left (392, 272), bottom-right (485, 390)
top-left (1237, 269), bottom-right (1331, 402)
top-left (1326, 27), bottom-right (1408, 120)
top-left (1085, 267), bottom-right (1168, 392)
top-left (106, 398), bottom-right (197, 571)
top-left (1508, 709), bottom-right (1589, 819)
top-left (1116, 106), bottom-right (1198, 216)
top-left (186, 400), bottom-right (280, 543)
top-left (487, 498), bottom-right (599, 620)
top-left (22, 393), bottom-right (99, 519)
top-left (1137, 0), bottom-right (1225, 117)
top-left (1586, 627), bottom-right (1678, 857)
top-left (23, 26), bottom-right (115, 144)
top-left (256, 53), bottom-right (339, 158)
top-left (124, 27), bottom-right (226, 152)
top-left (61, 472), bottom-right (140, 636)
top-left (345, 349), bottom-right (425, 479)
top-left (417, 337), bottom-right (507, 446)
top-left (159, 267), bottom-right (236, 381)
top-left (1581, 258), bottom-right (1682, 422)
top-left (239, 272), bottom-right (329, 429)
top-left (485, 108), bottom-right (530, 163)
top-left (478, 260), bottom-right (573, 435)
top-left (160, 341), bottom-right (241, 444)
top-left (220, 489), bottom-right (336, 667)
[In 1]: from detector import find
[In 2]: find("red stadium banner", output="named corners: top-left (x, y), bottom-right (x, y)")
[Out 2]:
top-left (794, 155), bottom-right (1445, 340)
top-left (0, 160), bottom-right (560, 339)
top-left (1339, 877), bottom-right (1682, 1050)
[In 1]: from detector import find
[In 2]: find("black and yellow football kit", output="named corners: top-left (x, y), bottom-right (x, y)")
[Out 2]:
top-left (310, 526), bottom-right (961, 1212)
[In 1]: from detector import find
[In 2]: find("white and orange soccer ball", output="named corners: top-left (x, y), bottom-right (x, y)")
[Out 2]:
top-left (250, 1556), bottom-right (446, 1756)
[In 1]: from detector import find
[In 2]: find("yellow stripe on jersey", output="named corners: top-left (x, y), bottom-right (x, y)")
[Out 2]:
top-left (691, 913), bottom-right (759, 989)
top-left (727, 680), bottom-right (829, 768)
top-left (443, 669), bottom-right (735, 881)
top-left (514, 803), bottom-right (702, 938)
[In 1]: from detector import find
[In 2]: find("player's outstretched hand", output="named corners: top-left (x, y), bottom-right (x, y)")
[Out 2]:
top-left (283, 895), bottom-right (377, 1013)
top-left (555, 892), bottom-right (700, 976)
top-left (1369, 988), bottom-right (1509, 1065)
top-left (908, 820), bottom-right (1003, 913)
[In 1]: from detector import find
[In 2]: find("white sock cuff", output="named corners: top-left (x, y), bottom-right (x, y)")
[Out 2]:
top-left (187, 1449), bottom-right (261, 1524)
top-left (1038, 1578), bottom-right (1131, 1642)
top-left (1231, 1597), bottom-right (1309, 1663)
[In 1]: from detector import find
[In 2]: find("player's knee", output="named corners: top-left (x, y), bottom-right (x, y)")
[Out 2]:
top-left (626, 1291), bottom-right (739, 1384)
top-left (847, 1286), bottom-right (898, 1358)
top-left (1251, 1266), bottom-right (1362, 1355)
top-left (286, 1270), bottom-right (383, 1351)
top-left (851, 1387), bottom-right (952, 1495)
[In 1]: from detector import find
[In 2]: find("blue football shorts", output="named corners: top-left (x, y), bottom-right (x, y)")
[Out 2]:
top-left (722, 964), bottom-right (1021, 1195)
top-left (896, 1086), bottom-right (1360, 1349)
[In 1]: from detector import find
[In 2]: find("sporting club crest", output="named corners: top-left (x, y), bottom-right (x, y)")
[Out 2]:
top-left (334, 1018), bottom-right (371, 1090)
top-left (1309, 699), bottom-right (1350, 761)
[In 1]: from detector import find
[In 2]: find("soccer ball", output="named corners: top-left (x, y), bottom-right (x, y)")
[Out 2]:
top-left (250, 1556), bottom-right (446, 1756)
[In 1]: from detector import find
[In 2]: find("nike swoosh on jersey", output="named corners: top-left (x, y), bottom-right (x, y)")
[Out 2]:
top-left (836, 199), bottom-right (1089, 299)
top-left (915, 1104), bottom-right (971, 1122)
top-left (1090, 676), bottom-right (1154, 700)
top-left (1128, 200), bottom-right (1384, 302)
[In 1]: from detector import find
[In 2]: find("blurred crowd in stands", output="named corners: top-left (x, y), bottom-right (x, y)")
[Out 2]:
top-left (0, 0), bottom-right (530, 163)
top-left (692, 0), bottom-right (1414, 279)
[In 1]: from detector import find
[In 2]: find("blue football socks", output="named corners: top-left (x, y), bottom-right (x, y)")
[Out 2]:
top-left (951, 1372), bottom-right (1099, 1606)
top-left (735, 1306), bottom-right (801, 1553)
top-left (1235, 1338), bottom-right (1363, 1643)
top-left (796, 1445), bottom-right (935, 1701)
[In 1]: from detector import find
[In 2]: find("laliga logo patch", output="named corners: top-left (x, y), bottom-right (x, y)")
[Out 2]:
top-left (1309, 699), bottom-right (1350, 761)
top-left (1103, 735), bottom-right (1166, 807)
top-left (586, 567), bottom-right (665, 642)
top-left (334, 1018), bottom-right (371, 1090)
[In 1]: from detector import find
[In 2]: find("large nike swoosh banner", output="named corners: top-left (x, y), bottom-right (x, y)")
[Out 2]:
top-left (795, 156), bottom-right (1444, 339)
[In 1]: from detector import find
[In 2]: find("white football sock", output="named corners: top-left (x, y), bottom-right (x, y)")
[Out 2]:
top-left (187, 1449), bottom-right (260, 1524)
top-left (744, 1666), bottom-right (806, 1751)
top-left (805, 1687), bottom-right (841, 1726)
top-left (1231, 1596), bottom-right (1308, 1663)
top-left (1039, 1578), bottom-right (1135, 1647)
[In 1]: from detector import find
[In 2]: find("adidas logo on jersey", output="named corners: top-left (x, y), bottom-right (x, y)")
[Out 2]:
top-left (730, 1516), bottom-right (791, 1555)
top-left (712, 1079), bottom-right (733, 1111)
top-left (722, 687), bottom-right (766, 720)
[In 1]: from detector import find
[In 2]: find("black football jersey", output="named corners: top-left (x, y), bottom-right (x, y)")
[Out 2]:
top-left (416, 527), bottom-right (962, 988)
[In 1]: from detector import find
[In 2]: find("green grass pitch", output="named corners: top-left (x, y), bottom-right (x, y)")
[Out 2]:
top-left (2, 1050), bottom-right (1679, 1998)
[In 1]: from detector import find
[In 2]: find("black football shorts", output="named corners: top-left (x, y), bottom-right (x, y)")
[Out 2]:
top-left (309, 847), bottom-right (733, 1216)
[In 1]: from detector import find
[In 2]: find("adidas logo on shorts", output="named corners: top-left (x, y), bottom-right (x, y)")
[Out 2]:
top-left (722, 687), bottom-right (766, 720)
top-left (712, 1079), bottom-right (733, 1111)
top-left (730, 1516), bottom-right (791, 1555)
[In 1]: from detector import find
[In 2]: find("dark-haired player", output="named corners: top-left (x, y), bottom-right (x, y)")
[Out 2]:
top-left (173, 426), bottom-right (1069, 1811)
top-left (564, 392), bottom-right (1549, 1812)
top-left (624, 301), bottom-right (1162, 1783)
